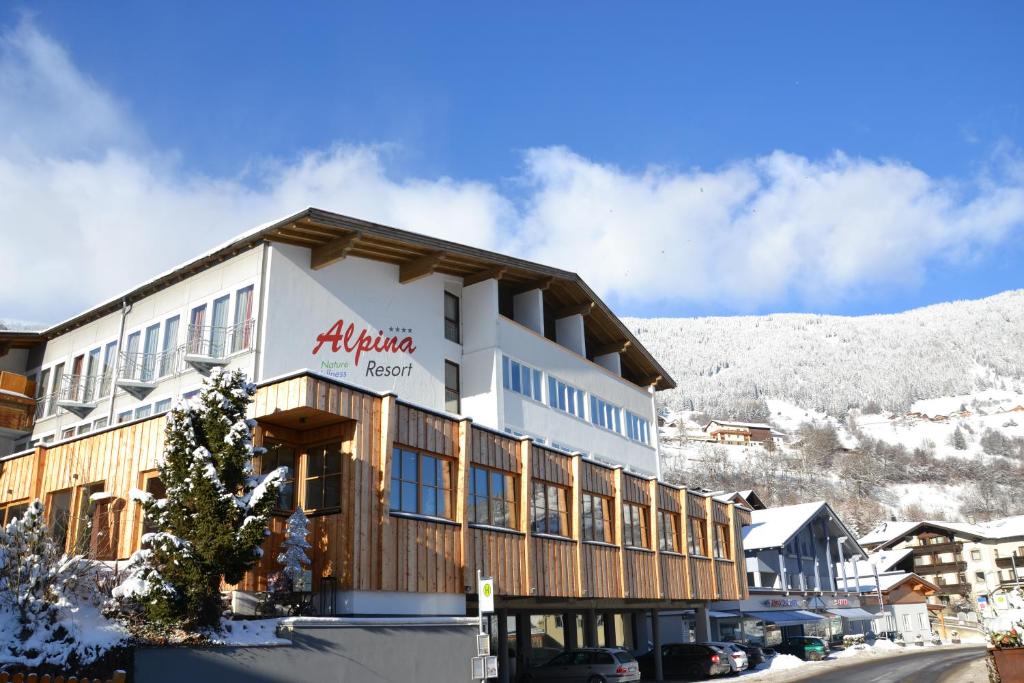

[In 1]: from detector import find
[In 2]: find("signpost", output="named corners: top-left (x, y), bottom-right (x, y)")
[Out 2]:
top-left (472, 571), bottom-right (498, 682)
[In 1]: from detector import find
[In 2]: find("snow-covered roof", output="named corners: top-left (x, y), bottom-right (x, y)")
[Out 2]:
top-left (742, 501), bottom-right (863, 553)
top-left (704, 420), bottom-right (772, 430)
top-left (858, 515), bottom-right (1024, 547)
top-left (842, 571), bottom-right (938, 594)
top-left (836, 548), bottom-right (913, 579)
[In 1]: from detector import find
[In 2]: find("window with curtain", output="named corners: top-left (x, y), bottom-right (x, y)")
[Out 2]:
top-left (467, 465), bottom-right (517, 528)
top-left (688, 516), bottom-right (708, 556)
top-left (160, 315), bottom-right (180, 376)
top-left (304, 443), bottom-right (342, 511)
top-left (622, 502), bottom-right (649, 548)
top-left (530, 481), bottom-right (569, 536)
top-left (658, 509), bottom-right (681, 552)
top-left (141, 324), bottom-right (160, 381)
top-left (232, 285), bottom-right (254, 352)
top-left (389, 447), bottom-right (454, 519)
top-left (581, 492), bottom-right (613, 543)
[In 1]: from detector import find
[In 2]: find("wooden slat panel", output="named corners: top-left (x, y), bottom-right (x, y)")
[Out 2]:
top-left (621, 474), bottom-right (650, 505)
top-left (530, 446), bottom-right (572, 486)
top-left (686, 492), bottom-right (707, 518)
top-left (657, 484), bottom-right (682, 513)
top-left (689, 556), bottom-right (715, 600)
top-left (464, 528), bottom-right (525, 595)
top-left (712, 500), bottom-right (730, 524)
top-left (0, 450), bottom-right (39, 503)
top-left (715, 560), bottom-right (741, 600)
top-left (623, 549), bottom-right (658, 599)
top-left (580, 542), bottom-right (621, 598)
top-left (470, 428), bottom-right (520, 473)
top-left (530, 536), bottom-right (578, 597)
top-left (580, 462), bottom-right (613, 497)
top-left (659, 553), bottom-right (688, 600)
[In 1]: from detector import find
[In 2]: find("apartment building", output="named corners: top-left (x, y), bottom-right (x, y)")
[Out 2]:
top-left (0, 208), bottom-right (750, 683)
top-left (860, 515), bottom-right (1024, 614)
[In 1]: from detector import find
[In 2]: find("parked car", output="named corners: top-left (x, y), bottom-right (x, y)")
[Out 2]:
top-left (528, 648), bottom-right (641, 682)
top-left (774, 636), bottom-right (827, 661)
top-left (805, 636), bottom-right (831, 655)
top-left (707, 642), bottom-right (749, 673)
top-left (727, 641), bottom-right (765, 667)
top-left (636, 643), bottom-right (732, 680)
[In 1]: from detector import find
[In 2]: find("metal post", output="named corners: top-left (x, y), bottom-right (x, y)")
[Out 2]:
top-left (583, 609), bottom-right (598, 647)
top-left (651, 609), bottom-right (664, 682)
top-left (497, 608), bottom-right (510, 683)
top-left (836, 537), bottom-right (849, 593)
top-left (603, 612), bottom-right (617, 647)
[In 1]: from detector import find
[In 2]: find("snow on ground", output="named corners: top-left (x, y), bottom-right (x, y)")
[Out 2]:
top-left (206, 619), bottom-right (290, 646)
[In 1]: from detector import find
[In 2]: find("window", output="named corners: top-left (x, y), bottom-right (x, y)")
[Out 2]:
top-left (688, 517), bottom-right (708, 556)
top-left (445, 361), bottom-right (461, 414)
top-left (390, 447), bottom-right (454, 519)
top-left (304, 443), bottom-right (342, 511)
top-left (582, 492), bottom-right (613, 543)
top-left (625, 411), bottom-right (651, 445)
top-left (231, 285), bottom-right (254, 352)
top-left (467, 465), bottom-right (517, 528)
top-left (903, 614), bottom-right (912, 630)
top-left (134, 405), bottom-right (152, 419)
top-left (123, 332), bottom-right (140, 379)
top-left (153, 399), bottom-right (172, 413)
top-left (141, 324), bottom-right (160, 381)
top-left (48, 489), bottom-right (73, 552)
top-left (141, 475), bottom-right (167, 535)
top-left (83, 347), bottom-right (101, 402)
top-left (262, 441), bottom-right (297, 511)
top-left (975, 571), bottom-right (986, 583)
top-left (160, 316), bottom-right (180, 377)
top-left (590, 396), bottom-right (622, 434)
top-left (60, 427), bottom-right (75, 439)
top-left (117, 410), bottom-right (133, 424)
top-left (49, 363), bottom-right (64, 416)
top-left (210, 295), bottom-right (230, 357)
top-left (36, 367), bottom-right (51, 417)
top-left (100, 341), bottom-right (117, 396)
top-left (548, 376), bottom-right (586, 419)
top-left (74, 481), bottom-right (105, 555)
top-left (76, 423), bottom-right (91, 436)
top-left (622, 503), bottom-right (649, 548)
top-left (712, 522), bottom-right (732, 559)
top-left (93, 417), bottom-right (108, 430)
top-left (502, 356), bottom-right (542, 401)
top-left (530, 481), bottom-right (569, 536)
top-left (188, 304), bottom-right (207, 354)
top-left (3, 502), bottom-right (29, 524)
top-left (444, 291), bottom-right (460, 343)
top-left (658, 509), bottom-right (681, 553)
top-left (971, 550), bottom-right (982, 561)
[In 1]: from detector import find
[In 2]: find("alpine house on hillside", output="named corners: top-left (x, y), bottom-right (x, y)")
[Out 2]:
top-left (0, 209), bottom-right (752, 682)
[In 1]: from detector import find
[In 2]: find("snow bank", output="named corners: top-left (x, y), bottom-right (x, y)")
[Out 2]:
top-left (763, 654), bottom-right (804, 670)
top-left (205, 619), bottom-right (289, 646)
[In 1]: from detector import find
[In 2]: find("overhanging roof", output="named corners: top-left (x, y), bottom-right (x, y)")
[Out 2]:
top-left (0, 330), bottom-right (44, 351)
top-left (32, 208), bottom-right (676, 390)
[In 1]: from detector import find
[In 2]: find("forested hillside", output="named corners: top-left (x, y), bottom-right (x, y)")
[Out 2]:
top-left (627, 289), bottom-right (1024, 418)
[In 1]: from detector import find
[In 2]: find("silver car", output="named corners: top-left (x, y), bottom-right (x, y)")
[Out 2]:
top-left (528, 647), bottom-right (641, 682)
top-left (706, 641), bottom-right (749, 673)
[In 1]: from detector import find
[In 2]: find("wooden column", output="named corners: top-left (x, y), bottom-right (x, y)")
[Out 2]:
top-left (497, 608), bottom-right (510, 683)
top-left (519, 437), bottom-right (533, 595)
top-left (651, 608), bottom-right (664, 682)
top-left (456, 417), bottom-right (473, 590)
top-left (378, 393), bottom-right (397, 591)
top-left (648, 478), bottom-right (663, 599)
top-left (583, 609), bottom-right (598, 647)
top-left (613, 467), bottom-right (626, 598)
top-left (516, 612), bottom-right (533, 676)
top-left (571, 454), bottom-right (584, 597)
top-left (603, 612), bottom-right (617, 646)
top-left (705, 496), bottom-right (720, 599)
top-left (681, 489), bottom-right (693, 598)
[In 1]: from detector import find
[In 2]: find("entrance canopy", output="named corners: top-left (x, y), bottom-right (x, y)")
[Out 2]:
top-left (708, 610), bottom-right (738, 619)
top-left (744, 610), bottom-right (826, 626)
top-left (827, 608), bottom-right (879, 621)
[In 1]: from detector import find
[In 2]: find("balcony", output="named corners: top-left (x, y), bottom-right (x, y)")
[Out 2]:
top-left (0, 372), bottom-right (36, 436)
top-left (115, 348), bottom-right (181, 398)
top-left (915, 561), bottom-right (967, 575)
top-left (912, 541), bottom-right (962, 554)
top-left (934, 582), bottom-right (973, 596)
top-left (55, 374), bottom-right (100, 418)
top-left (182, 320), bottom-right (255, 374)
top-left (996, 556), bottom-right (1024, 570)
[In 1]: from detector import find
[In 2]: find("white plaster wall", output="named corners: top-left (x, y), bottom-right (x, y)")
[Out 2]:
top-left (497, 317), bottom-right (658, 474)
top-left (260, 244), bottom-right (463, 411)
top-left (29, 248), bottom-right (264, 442)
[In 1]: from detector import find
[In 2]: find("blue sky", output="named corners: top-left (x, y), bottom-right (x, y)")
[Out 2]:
top-left (1, 3), bottom-right (1022, 322)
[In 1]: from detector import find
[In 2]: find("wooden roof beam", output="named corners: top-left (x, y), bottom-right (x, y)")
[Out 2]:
top-left (399, 251), bottom-right (446, 284)
top-left (513, 276), bottom-right (556, 294)
top-left (556, 301), bottom-right (595, 318)
top-left (310, 232), bottom-right (360, 270)
top-left (463, 266), bottom-right (507, 287)
top-left (592, 339), bottom-right (632, 356)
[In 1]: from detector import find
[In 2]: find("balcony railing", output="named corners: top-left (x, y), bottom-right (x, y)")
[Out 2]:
top-left (996, 556), bottom-right (1024, 570)
top-left (934, 582), bottom-right (973, 595)
top-left (0, 371), bottom-right (36, 434)
top-left (56, 374), bottom-right (101, 418)
top-left (915, 561), bottom-right (967, 574)
top-left (912, 541), bottom-right (962, 554)
top-left (182, 320), bottom-right (256, 374)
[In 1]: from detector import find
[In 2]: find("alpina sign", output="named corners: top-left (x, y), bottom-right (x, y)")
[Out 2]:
top-left (313, 320), bottom-right (417, 379)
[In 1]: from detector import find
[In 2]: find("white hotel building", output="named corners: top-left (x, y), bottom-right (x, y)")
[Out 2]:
top-left (1, 208), bottom-right (672, 476)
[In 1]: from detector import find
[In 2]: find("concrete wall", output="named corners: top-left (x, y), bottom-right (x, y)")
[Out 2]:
top-left (135, 617), bottom-right (480, 683)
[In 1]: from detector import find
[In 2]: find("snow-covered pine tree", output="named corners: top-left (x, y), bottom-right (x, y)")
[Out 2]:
top-left (0, 501), bottom-right (64, 630)
top-left (951, 426), bottom-right (967, 450)
top-left (116, 369), bottom-right (285, 631)
top-left (277, 508), bottom-right (311, 588)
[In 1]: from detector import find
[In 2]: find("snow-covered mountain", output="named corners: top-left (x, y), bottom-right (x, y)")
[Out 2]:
top-left (626, 289), bottom-right (1024, 418)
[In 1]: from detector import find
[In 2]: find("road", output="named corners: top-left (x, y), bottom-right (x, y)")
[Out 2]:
top-left (791, 646), bottom-right (987, 682)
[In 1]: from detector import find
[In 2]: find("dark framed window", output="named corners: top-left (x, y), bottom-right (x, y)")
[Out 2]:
top-left (304, 443), bottom-right (342, 512)
top-left (622, 502), bottom-right (649, 548)
top-left (468, 465), bottom-right (517, 529)
top-left (48, 489), bottom-right (73, 552)
top-left (74, 481), bottom-right (105, 556)
top-left (141, 475), bottom-right (166, 535)
top-left (3, 502), bottom-right (29, 524)
top-left (657, 509), bottom-right (681, 553)
top-left (390, 447), bottom-right (454, 519)
top-left (582, 492), bottom-right (613, 543)
top-left (262, 440), bottom-right (297, 511)
top-left (530, 481), bottom-right (569, 536)
top-left (712, 522), bottom-right (732, 559)
top-left (688, 516), bottom-right (708, 556)
top-left (444, 291), bottom-right (460, 343)
top-left (445, 361), bottom-right (461, 414)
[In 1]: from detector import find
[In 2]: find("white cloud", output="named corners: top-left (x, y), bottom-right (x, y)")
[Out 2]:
top-left (1, 19), bottom-right (1023, 323)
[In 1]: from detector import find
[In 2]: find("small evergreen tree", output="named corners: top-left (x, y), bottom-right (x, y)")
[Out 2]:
top-left (277, 509), bottom-right (311, 589)
top-left (116, 369), bottom-right (284, 631)
top-left (951, 426), bottom-right (968, 450)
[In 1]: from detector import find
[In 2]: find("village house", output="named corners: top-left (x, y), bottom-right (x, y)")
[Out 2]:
top-left (0, 208), bottom-right (751, 683)
top-left (703, 420), bottom-right (773, 446)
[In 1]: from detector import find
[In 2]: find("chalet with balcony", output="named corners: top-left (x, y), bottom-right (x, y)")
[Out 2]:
top-left (703, 420), bottom-right (773, 446)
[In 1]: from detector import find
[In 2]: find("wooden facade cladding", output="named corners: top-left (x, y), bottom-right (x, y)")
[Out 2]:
top-left (0, 372), bottom-right (751, 606)
top-left (0, 371), bottom-right (36, 434)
